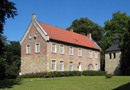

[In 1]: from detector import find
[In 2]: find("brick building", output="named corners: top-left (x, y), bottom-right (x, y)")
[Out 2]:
top-left (20, 14), bottom-right (101, 75)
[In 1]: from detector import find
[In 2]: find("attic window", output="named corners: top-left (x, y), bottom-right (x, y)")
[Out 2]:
top-left (29, 34), bottom-right (31, 40)
top-left (75, 39), bottom-right (78, 42)
top-left (34, 33), bottom-right (37, 39)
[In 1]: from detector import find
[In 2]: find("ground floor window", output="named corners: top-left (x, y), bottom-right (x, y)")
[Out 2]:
top-left (60, 61), bottom-right (64, 71)
top-left (69, 62), bottom-right (73, 71)
top-left (52, 60), bottom-right (56, 71)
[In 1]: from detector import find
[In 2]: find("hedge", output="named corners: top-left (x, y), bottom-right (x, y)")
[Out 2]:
top-left (17, 70), bottom-right (106, 78)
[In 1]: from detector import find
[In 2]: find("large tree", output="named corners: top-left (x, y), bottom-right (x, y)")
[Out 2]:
top-left (66, 17), bottom-right (104, 45)
top-left (0, 0), bottom-right (17, 55)
top-left (104, 11), bottom-right (130, 49)
top-left (120, 19), bottom-right (130, 75)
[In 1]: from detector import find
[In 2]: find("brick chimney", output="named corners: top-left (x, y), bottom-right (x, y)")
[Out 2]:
top-left (32, 14), bottom-right (37, 20)
top-left (87, 33), bottom-right (91, 40)
top-left (70, 28), bottom-right (73, 32)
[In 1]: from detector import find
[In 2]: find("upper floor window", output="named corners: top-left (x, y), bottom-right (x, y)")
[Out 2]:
top-left (113, 53), bottom-right (116, 59)
top-left (26, 45), bottom-right (30, 54)
top-left (95, 52), bottom-right (98, 58)
top-left (78, 48), bottom-right (82, 56)
top-left (34, 33), bottom-right (37, 39)
top-left (70, 47), bottom-right (73, 55)
top-left (89, 50), bottom-right (92, 58)
top-left (35, 43), bottom-right (40, 53)
top-left (52, 43), bottom-right (56, 53)
top-left (60, 45), bottom-right (64, 54)
top-left (109, 53), bottom-right (111, 59)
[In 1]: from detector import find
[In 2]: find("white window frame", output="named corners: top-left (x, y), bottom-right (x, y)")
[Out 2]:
top-left (95, 52), bottom-right (98, 58)
top-left (69, 62), bottom-right (73, 71)
top-left (70, 47), bottom-right (73, 55)
top-left (35, 43), bottom-right (40, 53)
top-left (52, 43), bottom-right (57, 53)
top-left (89, 50), bottom-right (92, 58)
top-left (52, 60), bottom-right (56, 71)
top-left (78, 48), bottom-right (82, 56)
top-left (60, 45), bottom-right (64, 54)
top-left (95, 64), bottom-right (98, 71)
top-left (60, 61), bottom-right (64, 71)
top-left (26, 44), bottom-right (31, 54)
top-left (29, 34), bottom-right (31, 40)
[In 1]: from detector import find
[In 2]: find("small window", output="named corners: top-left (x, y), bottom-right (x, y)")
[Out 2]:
top-left (35, 43), bottom-right (40, 53)
top-left (52, 60), bottom-right (56, 71)
top-left (88, 65), bottom-right (91, 70)
top-left (52, 43), bottom-right (56, 53)
top-left (60, 61), bottom-right (64, 71)
top-left (109, 53), bottom-right (111, 59)
top-left (78, 48), bottom-right (82, 56)
top-left (29, 34), bottom-right (31, 40)
top-left (34, 33), bottom-right (37, 39)
top-left (113, 53), bottom-right (116, 59)
top-left (26, 45), bottom-right (30, 54)
top-left (95, 52), bottom-right (98, 58)
top-left (89, 50), bottom-right (92, 58)
top-left (69, 62), bottom-right (73, 71)
top-left (60, 45), bottom-right (64, 54)
top-left (70, 47), bottom-right (73, 55)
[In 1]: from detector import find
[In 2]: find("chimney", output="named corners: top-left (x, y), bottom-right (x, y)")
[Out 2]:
top-left (70, 28), bottom-right (73, 32)
top-left (32, 13), bottom-right (37, 20)
top-left (87, 33), bottom-right (91, 40)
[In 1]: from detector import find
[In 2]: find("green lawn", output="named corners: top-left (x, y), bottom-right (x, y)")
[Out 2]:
top-left (0, 76), bottom-right (130, 90)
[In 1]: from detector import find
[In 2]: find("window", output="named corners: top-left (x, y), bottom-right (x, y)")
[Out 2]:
top-left (60, 61), bottom-right (64, 71)
top-left (26, 45), bottom-right (30, 54)
top-left (95, 52), bottom-right (98, 58)
top-left (113, 53), bottom-right (116, 59)
top-left (70, 47), bottom-right (73, 55)
top-left (109, 53), bottom-right (111, 59)
top-left (52, 60), bottom-right (56, 71)
top-left (29, 34), bottom-right (31, 40)
top-left (89, 50), bottom-right (92, 58)
top-left (78, 62), bottom-right (81, 71)
top-left (60, 45), bottom-right (64, 54)
top-left (34, 33), bottom-right (37, 39)
top-left (69, 62), bottom-right (73, 71)
top-left (35, 43), bottom-right (40, 53)
top-left (88, 65), bottom-right (91, 70)
top-left (52, 43), bottom-right (56, 53)
top-left (95, 64), bottom-right (98, 71)
top-left (78, 48), bottom-right (82, 56)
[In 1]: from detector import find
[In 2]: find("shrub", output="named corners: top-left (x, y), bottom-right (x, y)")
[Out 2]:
top-left (82, 70), bottom-right (106, 76)
top-left (105, 73), bottom-right (114, 78)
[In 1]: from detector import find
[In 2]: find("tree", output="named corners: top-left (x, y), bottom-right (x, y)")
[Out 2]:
top-left (66, 17), bottom-right (104, 45)
top-left (104, 11), bottom-right (130, 49)
top-left (0, 0), bottom-right (17, 55)
top-left (120, 19), bottom-right (130, 75)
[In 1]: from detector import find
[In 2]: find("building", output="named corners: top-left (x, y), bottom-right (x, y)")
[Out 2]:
top-left (105, 35), bottom-right (121, 75)
top-left (20, 14), bottom-right (101, 75)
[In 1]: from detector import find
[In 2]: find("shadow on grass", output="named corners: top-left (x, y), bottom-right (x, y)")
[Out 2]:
top-left (113, 82), bottom-right (130, 90)
top-left (0, 79), bottom-right (22, 89)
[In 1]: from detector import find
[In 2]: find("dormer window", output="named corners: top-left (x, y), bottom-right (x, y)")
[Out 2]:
top-left (29, 34), bottom-right (31, 40)
top-left (34, 33), bottom-right (37, 39)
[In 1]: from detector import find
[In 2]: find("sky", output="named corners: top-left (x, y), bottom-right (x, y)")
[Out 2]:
top-left (3, 0), bottom-right (130, 42)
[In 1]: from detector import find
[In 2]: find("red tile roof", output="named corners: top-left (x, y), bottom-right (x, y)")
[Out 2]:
top-left (38, 21), bottom-right (99, 50)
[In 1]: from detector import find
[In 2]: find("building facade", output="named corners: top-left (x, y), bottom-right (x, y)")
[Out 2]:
top-left (20, 14), bottom-right (101, 75)
top-left (105, 35), bottom-right (121, 75)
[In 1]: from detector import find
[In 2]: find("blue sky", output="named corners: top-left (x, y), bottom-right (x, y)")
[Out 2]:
top-left (3, 0), bottom-right (130, 41)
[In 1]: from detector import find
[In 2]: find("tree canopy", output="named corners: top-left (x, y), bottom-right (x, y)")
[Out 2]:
top-left (66, 17), bottom-right (104, 45)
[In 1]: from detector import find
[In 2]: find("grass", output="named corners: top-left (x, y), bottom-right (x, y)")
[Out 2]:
top-left (0, 76), bottom-right (130, 90)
